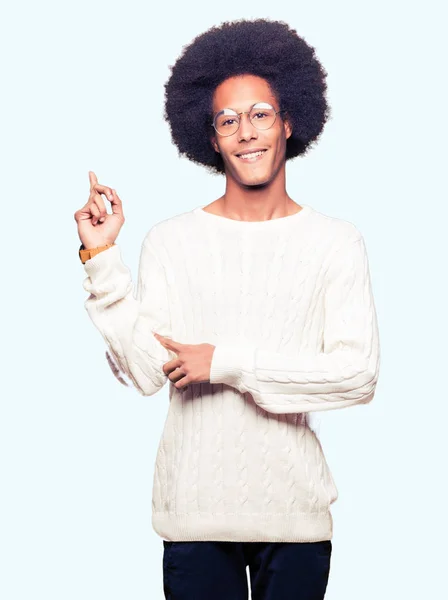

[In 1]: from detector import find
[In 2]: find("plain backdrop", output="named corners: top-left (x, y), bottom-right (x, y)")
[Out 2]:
top-left (1, 1), bottom-right (446, 598)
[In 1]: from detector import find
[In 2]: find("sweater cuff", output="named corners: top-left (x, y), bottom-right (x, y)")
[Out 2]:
top-left (83, 244), bottom-right (122, 278)
top-left (209, 344), bottom-right (254, 390)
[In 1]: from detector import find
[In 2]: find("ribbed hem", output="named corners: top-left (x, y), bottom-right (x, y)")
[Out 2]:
top-left (209, 344), bottom-right (255, 390)
top-left (152, 510), bottom-right (333, 543)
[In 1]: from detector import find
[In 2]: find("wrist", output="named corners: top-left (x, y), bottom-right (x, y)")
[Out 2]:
top-left (79, 242), bottom-right (115, 263)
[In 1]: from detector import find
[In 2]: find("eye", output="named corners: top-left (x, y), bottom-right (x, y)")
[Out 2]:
top-left (215, 116), bottom-right (238, 128)
top-left (252, 111), bottom-right (269, 119)
top-left (221, 118), bottom-right (237, 126)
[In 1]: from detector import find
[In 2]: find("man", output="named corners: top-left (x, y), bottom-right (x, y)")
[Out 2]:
top-left (75, 18), bottom-right (380, 600)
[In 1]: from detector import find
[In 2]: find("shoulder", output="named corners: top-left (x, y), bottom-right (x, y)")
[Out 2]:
top-left (306, 205), bottom-right (363, 247)
top-left (141, 207), bottom-right (199, 248)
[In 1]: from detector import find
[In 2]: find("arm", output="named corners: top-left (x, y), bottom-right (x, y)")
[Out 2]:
top-left (209, 234), bottom-right (380, 413)
top-left (82, 232), bottom-right (174, 396)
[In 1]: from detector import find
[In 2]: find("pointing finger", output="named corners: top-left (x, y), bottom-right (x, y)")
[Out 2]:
top-left (89, 171), bottom-right (98, 189)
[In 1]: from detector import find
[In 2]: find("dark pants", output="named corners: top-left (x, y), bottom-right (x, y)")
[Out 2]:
top-left (163, 540), bottom-right (332, 600)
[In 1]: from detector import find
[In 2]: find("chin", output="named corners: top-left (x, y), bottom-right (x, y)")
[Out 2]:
top-left (239, 174), bottom-right (271, 188)
top-left (243, 180), bottom-right (270, 189)
top-left (231, 165), bottom-right (269, 185)
top-left (224, 158), bottom-right (274, 187)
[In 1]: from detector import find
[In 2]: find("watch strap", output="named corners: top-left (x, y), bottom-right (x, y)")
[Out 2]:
top-left (79, 243), bottom-right (115, 264)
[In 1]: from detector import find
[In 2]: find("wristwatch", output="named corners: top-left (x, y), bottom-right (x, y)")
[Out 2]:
top-left (79, 243), bottom-right (115, 264)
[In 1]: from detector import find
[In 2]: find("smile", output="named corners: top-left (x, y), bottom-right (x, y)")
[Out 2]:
top-left (236, 149), bottom-right (267, 162)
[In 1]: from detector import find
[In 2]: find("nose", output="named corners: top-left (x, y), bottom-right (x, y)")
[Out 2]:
top-left (237, 112), bottom-right (258, 143)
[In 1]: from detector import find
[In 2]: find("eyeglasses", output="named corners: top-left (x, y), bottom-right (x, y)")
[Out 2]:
top-left (212, 102), bottom-right (287, 137)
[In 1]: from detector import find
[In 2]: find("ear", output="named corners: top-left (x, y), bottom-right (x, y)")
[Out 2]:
top-left (211, 134), bottom-right (220, 154)
top-left (283, 114), bottom-right (293, 140)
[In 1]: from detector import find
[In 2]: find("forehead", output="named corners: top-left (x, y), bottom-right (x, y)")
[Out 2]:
top-left (212, 74), bottom-right (278, 111)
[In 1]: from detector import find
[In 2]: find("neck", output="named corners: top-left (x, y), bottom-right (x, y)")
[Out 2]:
top-left (218, 165), bottom-right (301, 221)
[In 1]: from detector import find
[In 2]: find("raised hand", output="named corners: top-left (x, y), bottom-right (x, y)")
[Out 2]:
top-left (74, 171), bottom-right (125, 249)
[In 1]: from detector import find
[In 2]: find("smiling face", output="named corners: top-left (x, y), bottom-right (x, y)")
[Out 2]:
top-left (211, 74), bottom-right (292, 187)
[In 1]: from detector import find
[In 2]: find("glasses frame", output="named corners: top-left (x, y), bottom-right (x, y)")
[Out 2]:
top-left (212, 102), bottom-right (287, 137)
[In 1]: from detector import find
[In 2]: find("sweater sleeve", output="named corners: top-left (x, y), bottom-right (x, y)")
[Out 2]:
top-left (209, 234), bottom-right (380, 413)
top-left (82, 234), bottom-right (175, 396)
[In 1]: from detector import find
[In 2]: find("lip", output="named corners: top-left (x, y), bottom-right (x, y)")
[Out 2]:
top-left (235, 148), bottom-right (268, 162)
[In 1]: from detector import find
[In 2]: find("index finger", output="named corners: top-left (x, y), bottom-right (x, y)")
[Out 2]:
top-left (88, 171), bottom-right (98, 189)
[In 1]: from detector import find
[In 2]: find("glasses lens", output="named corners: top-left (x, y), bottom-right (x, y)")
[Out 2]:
top-left (250, 103), bottom-right (276, 130)
top-left (214, 109), bottom-right (239, 136)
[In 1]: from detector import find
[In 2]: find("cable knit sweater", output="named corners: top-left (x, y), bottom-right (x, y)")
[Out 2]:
top-left (81, 203), bottom-right (380, 543)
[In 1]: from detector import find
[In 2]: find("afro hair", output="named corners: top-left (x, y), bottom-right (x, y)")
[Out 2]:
top-left (163, 18), bottom-right (331, 175)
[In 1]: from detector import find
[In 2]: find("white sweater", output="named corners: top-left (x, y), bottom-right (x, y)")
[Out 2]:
top-left (82, 203), bottom-right (380, 543)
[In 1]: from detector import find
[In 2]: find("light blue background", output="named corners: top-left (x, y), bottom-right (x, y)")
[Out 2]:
top-left (1, 1), bottom-right (446, 598)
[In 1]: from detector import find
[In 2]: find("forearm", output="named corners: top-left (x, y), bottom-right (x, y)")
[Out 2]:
top-left (82, 241), bottom-right (172, 396)
top-left (210, 336), bottom-right (380, 414)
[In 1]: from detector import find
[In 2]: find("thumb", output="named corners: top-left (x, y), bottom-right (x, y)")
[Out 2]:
top-left (110, 188), bottom-right (124, 217)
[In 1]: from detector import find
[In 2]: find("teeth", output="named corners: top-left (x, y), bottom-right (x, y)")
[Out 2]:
top-left (238, 150), bottom-right (265, 159)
